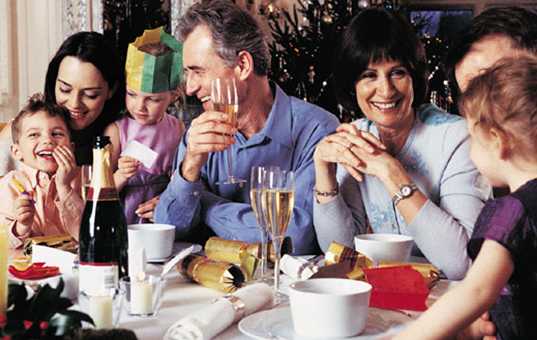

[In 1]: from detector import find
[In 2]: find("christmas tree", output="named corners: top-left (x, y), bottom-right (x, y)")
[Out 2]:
top-left (102, 0), bottom-right (170, 67)
top-left (260, 0), bottom-right (452, 121)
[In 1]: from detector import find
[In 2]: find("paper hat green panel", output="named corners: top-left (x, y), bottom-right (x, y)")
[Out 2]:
top-left (125, 27), bottom-right (182, 93)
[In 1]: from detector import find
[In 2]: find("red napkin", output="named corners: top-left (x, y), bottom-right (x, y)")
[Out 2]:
top-left (9, 262), bottom-right (60, 280)
top-left (364, 265), bottom-right (429, 311)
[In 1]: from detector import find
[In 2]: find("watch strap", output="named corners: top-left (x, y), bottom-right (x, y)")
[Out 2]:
top-left (392, 184), bottom-right (417, 206)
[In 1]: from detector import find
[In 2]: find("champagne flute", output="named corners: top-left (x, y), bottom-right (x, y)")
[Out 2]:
top-left (262, 168), bottom-right (295, 305)
top-left (211, 77), bottom-right (246, 185)
top-left (250, 166), bottom-right (279, 282)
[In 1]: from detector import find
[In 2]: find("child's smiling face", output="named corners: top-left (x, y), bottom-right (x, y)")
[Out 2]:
top-left (11, 111), bottom-right (72, 174)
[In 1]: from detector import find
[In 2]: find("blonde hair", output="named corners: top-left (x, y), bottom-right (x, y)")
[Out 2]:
top-left (459, 57), bottom-right (537, 161)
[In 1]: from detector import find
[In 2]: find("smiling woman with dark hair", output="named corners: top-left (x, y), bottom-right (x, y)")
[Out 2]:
top-left (44, 31), bottom-right (125, 165)
top-left (313, 8), bottom-right (490, 280)
top-left (0, 31), bottom-right (125, 176)
top-left (332, 9), bottom-right (428, 115)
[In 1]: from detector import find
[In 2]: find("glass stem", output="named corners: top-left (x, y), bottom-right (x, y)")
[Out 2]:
top-left (273, 235), bottom-right (283, 302)
top-left (259, 229), bottom-right (268, 278)
top-left (274, 257), bottom-right (280, 291)
top-left (226, 147), bottom-right (233, 179)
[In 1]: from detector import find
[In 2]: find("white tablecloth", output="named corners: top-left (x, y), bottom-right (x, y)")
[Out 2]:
top-left (118, 264), bottom-right (251, 339)
top-left (120, 263), bottom-right (456, 340)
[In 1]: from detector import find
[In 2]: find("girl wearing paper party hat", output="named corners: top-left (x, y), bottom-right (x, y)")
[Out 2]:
top-left (395, 57), bottom-right (537, 339)
top-left (104, 27), bottom-right (184, 224)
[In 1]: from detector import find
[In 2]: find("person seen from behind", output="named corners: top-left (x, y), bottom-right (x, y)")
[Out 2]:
top-left (395, 57), bottom-right (537, 340)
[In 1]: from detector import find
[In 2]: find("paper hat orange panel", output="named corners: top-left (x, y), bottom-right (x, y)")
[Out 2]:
top-left (125, 27), bottom-right (182, 93)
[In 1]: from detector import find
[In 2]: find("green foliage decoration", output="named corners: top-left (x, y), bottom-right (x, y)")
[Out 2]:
top-left (0, 279), bottom-right (93, 339)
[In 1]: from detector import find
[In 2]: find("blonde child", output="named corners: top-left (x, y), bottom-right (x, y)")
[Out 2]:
top-left (395, 57), bottom-right (537, 339)
top-left (105, 27), bottom-right (184, 224)
top-left (0, 94), bottom-right (82, 249)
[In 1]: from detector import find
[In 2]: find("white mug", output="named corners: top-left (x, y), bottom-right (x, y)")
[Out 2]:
top-left (128, 224), bottom-right (175, 261)
top-left (289, 278), bottom-right (372, 338)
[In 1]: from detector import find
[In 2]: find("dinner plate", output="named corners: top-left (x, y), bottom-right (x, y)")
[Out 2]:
top-left (146, 242), bottom-right (202, 263)
top-left (238, 305), bottom-right (410, 340)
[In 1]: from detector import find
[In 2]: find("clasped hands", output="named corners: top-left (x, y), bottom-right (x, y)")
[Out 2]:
top-left (314, 123), bottom-right (398, 182)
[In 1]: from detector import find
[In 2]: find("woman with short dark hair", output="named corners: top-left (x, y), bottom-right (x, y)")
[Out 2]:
top-left (313, 8), bottom-right (490, 280)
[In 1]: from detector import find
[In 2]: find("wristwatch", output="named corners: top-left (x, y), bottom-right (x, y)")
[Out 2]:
top-left (392, 184), bottom-right (418, 206)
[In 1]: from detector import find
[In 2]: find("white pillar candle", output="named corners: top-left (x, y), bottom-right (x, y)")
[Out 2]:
top-left (128, 246), bottom-right (146, 279)
top-left (89, 295), bottom-right (113, 329)
top-left (130, 280), bottom-right (153, 315)
top-left (0, 228), bottom-right (7, 316)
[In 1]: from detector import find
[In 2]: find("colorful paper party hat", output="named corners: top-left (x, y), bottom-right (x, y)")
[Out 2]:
top-left (125, 26), bottom-right (182, 93)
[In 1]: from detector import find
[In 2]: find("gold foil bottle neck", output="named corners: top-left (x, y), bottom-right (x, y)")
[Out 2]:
top-left (88, 144), bottom-right (118, 200)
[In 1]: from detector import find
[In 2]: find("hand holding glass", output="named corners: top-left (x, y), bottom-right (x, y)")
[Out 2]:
top-left (211, 77), bottom-right (245, 185)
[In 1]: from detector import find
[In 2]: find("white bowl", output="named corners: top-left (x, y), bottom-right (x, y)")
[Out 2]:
top-left (289, 278), bottom-right (372, 338)
top-left (128, 223), bottom-right (175, 261)
top-left (354, 233), bottom-right (414, 265)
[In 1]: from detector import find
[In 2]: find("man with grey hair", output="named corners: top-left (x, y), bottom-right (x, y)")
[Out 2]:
top-left (155, 0), bottom-right (339, 254)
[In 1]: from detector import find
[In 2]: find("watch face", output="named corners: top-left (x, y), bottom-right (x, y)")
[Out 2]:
top-left (401, 186), bottom-right (412, 196)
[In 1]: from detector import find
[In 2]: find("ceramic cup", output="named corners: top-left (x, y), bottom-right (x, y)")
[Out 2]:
top-left (354, 233), bottom-right (414, 265)
top-left (127, 223), bottom-right (175, 261)
top-left (288, 278), bottom-right (372, 338)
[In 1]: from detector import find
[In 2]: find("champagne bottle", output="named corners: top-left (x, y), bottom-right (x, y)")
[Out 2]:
top-left (78, 136), bottom-right (128, 296)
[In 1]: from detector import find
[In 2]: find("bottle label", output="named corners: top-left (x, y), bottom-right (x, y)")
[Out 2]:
top-left (79, 263), bottom-right (118, 295)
